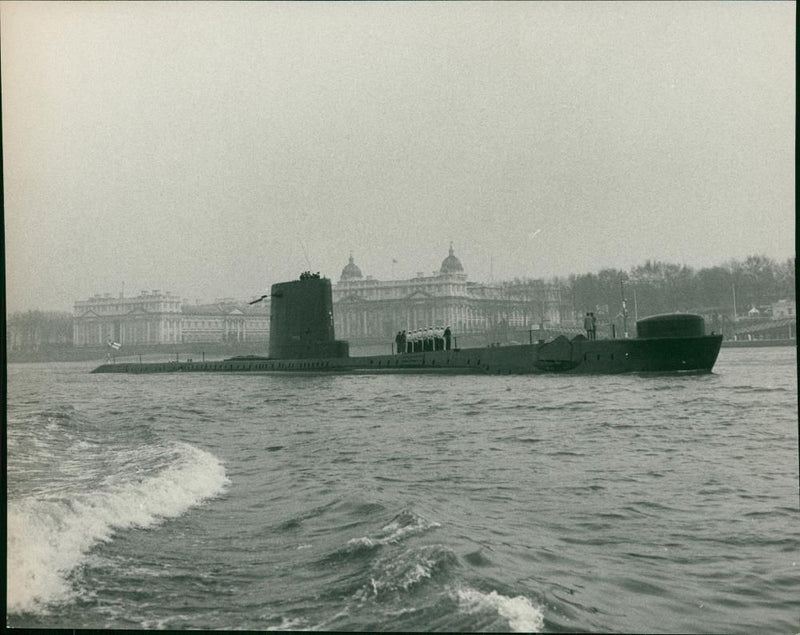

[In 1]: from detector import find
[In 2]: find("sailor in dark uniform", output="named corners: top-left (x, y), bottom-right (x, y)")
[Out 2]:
top-left (444, 326), bottom-right (452, 350)
top-left (395, 331), bottom-right (403, 354)
top-left (584, 313), bottom-right (593, 340)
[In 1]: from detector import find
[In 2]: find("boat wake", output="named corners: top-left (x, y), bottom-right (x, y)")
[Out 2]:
top-left (7, 442), bottom-right (229, 614)
top-left (455, 587), bottom-right (545, 632)
top-left (304, 508), bottom-right (544, 632)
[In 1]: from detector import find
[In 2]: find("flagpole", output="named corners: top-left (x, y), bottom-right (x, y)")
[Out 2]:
top-left (620, 280), bottom-right (629, 338)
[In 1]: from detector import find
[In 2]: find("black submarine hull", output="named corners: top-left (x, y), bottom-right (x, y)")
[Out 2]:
top-left (91, 334), bottom-right (723, 375)
top-left (90, 276), bottom-right (723, 375)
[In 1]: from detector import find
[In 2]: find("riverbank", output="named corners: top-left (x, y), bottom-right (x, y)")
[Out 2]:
top-left (7, 342), bottom-right (271, 363)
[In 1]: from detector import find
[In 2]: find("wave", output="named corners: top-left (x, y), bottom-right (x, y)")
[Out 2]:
top-left (353, 545), bottom-right (459, 602)
top-left (7, 442), bottom-right (230, 614)
top-left (265, 616), bottom-right (308, 631)
top-left (345, 510), bottom-right (441, 551)
top-left (725, 384), bottom-right (790, 393)
top-left (456, 587), bottom-right (544, 632)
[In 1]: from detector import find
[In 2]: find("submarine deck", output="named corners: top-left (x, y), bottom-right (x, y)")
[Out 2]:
top-left (91, 335), bottom-right (723, 375)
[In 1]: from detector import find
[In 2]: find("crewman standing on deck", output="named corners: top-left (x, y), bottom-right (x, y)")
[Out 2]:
top-left (444, 326), bottom-right (452, 350)
top-left (584, 313), bottom-right (593, 339)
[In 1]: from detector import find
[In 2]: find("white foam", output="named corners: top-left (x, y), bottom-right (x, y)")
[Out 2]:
top-left (347, 536), bottom-right (378, 549)
top-left (354, 545), bottom-right (453, 604)
top-left (402, 561), bottom-right (434, 590)
top-left (346, 513), bottom-right (440, 549)
top-left (266, 616), bottom-right (307, 631)
top-left (7, 442), bottom-right (229, 614)
top-left (457, 588), bottom-right (545, 633)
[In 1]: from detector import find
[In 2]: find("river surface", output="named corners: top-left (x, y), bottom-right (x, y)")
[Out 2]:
top-left (6, 347), bottom-right (799, 632)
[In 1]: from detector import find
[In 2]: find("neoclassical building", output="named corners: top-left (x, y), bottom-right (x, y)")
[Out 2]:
top-left (72, 246), bottom-right (569, 348)
top-left (73, 290), bottom-right (183, 346)
top-left (181, 300), bottom-right (270, 343)
top-left (73, 290), bottom-right (269, 347)
top-left (332, 244), bottom-right (568, 341)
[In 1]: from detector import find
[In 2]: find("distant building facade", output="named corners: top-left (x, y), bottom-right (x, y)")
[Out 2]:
top-left (74, 290), bottom-right (183, 346)
top-left (771, 299), bottom-right (796, 319)
top-left (73, 290), bottom-right (269, 347)
top-left (332, 245), bottom-right (570, 341)
top-left (181, 300), bottom-right (270, 343)
top-left (71, 245), bottom-right (574, 348)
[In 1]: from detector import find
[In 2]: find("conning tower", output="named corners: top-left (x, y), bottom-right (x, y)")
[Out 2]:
top-left (268, 274), bottom-right (349, 359)
top-left (636, 313), bottom-right (706, 338)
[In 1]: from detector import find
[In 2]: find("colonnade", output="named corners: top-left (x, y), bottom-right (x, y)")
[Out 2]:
top-left (334, 300), bottom-right (533, 339)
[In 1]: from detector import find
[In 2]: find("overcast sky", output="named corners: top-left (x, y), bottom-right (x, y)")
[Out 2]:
top-left (3, 1), bottom-right (795, 312)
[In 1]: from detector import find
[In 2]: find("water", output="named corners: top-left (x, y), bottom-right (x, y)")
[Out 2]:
top-left (6, 347), bottom-right (798, 632)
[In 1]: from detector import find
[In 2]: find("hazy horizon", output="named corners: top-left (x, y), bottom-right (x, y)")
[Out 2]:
top-left (3, 2), bottom-right (795, 313)
top-left (5, 247), bottom-right (795, 315)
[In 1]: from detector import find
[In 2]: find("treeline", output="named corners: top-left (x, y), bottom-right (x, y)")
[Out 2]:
top-left (503, 255), bottom-right (795, 321)
top-left (6, 310), bottom-right (74, 349)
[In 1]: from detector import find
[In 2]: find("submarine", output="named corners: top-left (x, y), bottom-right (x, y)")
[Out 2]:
top-left (91, 273), bottom-right (723, 375)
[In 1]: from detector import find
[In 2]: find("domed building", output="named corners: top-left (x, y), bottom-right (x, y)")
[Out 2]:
top-left (339, 253), bottom-right (363, 281)
top-left (332, 244), bottom-right (567, 342)
top-left (439, 242), bottom-right (464, 275)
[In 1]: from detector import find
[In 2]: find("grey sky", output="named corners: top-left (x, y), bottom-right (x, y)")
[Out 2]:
top-left (3, 1), bottom-right (795, 312)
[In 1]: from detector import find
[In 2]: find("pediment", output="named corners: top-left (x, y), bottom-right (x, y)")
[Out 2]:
top-left (406, 290), bottom-right (433, 299)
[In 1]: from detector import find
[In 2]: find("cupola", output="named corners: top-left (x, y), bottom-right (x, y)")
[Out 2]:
top-left (439, 242), bottom-right (464, 274)
top-left (340, 253), bottom-right (363, 281)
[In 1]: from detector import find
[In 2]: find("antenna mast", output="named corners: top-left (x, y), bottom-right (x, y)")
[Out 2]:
top-left (621, 280), bottom-right (629, 338)
top-left (299, 240), bottom-right (312, 270)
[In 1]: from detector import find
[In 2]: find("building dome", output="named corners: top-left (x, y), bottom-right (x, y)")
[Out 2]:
top-left (340, 253), bottom-right (363, 281)
top-left (439, 243), bottom-right (464, 274)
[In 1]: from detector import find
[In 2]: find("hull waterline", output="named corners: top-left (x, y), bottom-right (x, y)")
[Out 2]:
top-left (91, 334), bottom-right (723, 375)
